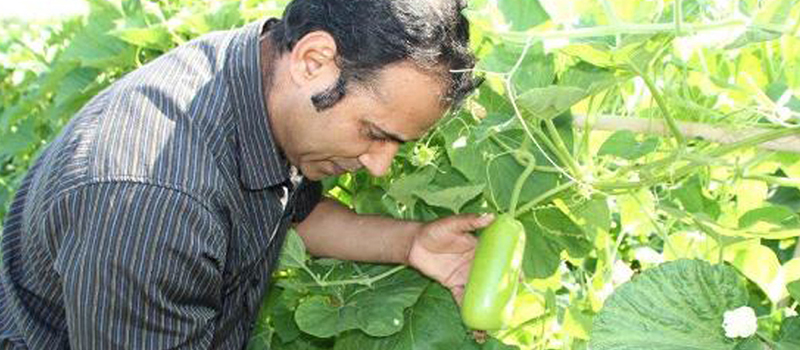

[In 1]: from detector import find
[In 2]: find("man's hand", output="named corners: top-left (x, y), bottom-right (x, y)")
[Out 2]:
top-left (407, 214), bottom-right (494, 304)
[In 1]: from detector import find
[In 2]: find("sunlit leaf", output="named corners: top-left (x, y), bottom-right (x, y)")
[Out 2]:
top-left (597, 130), bottom-right (659, 160)
top-left (591, 260), bottom-right (750, 349)
top-left (497, 0), bottom-right (550, 31)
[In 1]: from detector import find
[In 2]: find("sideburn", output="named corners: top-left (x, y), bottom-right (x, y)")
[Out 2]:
top-left (310, 75), bottom-right (347, 112)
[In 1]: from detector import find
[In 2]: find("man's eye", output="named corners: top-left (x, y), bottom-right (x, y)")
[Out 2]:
top-left (367, 130), bottom-right (388, 142)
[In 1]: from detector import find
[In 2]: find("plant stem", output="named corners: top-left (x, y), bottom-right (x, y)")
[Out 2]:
top-left (674, 0), bottom-right (684, 35)
top-left (300, 265), bottom-right (406, 288)
top-left (509, 152), bottom-right (537, 217)
top-left (598, 0), bottom-right (621, 46)
top-left (573, 114), bottom-right (800, 153)
top-left (544, 118), bottom-right (582, 176)
top-left (503, 310), bottom-right (555, 339)
top-left (515, 181), bottom-right (578, 217)
top-left (629, 63), bottom-right (686, 146)
top-left (596, 127), bottom-right (800, 190)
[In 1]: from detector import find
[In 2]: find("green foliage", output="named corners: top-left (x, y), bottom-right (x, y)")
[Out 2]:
top-left (591, 259), bottom-right (751, 349)
top-left (3, 0), bottom-right (800, 348)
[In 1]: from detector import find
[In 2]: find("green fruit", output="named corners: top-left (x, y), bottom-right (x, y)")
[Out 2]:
top-left (461, 214), bottom-right (526, 330)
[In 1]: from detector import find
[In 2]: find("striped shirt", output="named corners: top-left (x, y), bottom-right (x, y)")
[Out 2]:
top-left (0, 18), bottom-right (321, 349)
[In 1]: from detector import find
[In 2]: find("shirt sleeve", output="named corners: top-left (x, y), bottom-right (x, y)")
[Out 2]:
top-left (292, 180), bottom-right (322, 223)
top-left (54, 182), bottom-right (226, 349)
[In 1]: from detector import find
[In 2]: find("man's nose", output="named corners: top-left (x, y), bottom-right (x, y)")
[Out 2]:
top-left (358, 141), bottom-right (401, 177)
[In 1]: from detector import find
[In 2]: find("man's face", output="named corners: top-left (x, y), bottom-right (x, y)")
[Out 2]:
top-left (288, 62), bottom-right (447, 180)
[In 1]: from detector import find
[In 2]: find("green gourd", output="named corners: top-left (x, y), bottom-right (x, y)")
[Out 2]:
top-left (461, 214), bottom-right (526, 330)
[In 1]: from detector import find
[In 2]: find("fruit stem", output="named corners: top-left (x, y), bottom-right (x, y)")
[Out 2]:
top-left (509, 151), bottom-right (537, 218)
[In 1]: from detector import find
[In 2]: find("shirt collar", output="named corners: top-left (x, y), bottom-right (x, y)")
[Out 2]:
top-left (226, 18), bottom-right (290, 190)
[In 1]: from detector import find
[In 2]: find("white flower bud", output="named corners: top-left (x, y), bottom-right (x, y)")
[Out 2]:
top-left (722, 306), bottom-right (757, 338)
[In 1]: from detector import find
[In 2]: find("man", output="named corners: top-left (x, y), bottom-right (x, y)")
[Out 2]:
top-left (0, 0), bottom-right (489, 348)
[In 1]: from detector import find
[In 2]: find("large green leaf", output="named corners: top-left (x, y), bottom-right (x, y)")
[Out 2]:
top-left (0, 119), bottom-right (36, 157)
top-left (61, 0), bottom-right (137, 69)
top-left (776, 317), bottom-right (800, 350)
top-left (519, 208), bottom-right (593, 278)
top-left (110, 25), bottom-right (173, 51)
top-left (478, 41), bottom-right (554, 93)
top-left (590, 259), bottom-right (750, 349)
top-left (332, 284), bottom-right (473, 350)
top-left (725, 245), bottom-right (782, 303)
top-left (559, 61), bottom-right (618, 96)
top-left (294, 268), bottom-right (428, 338)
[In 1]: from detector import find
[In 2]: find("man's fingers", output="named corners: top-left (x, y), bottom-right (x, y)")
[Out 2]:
top-left (450, 284), bottom-right (465, 307)
top-left (444, 213), bottom-right (494, 233)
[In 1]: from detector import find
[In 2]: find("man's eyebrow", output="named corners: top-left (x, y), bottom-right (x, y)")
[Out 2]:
top-left (367, 121), bottom-right (412, 144)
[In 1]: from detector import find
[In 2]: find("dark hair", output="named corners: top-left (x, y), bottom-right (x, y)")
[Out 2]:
top-left (269, 0), bottom-right (480, 111)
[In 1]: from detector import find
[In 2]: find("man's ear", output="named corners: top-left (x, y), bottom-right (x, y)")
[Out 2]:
top-left (288, 31), bottom-right (339, 89)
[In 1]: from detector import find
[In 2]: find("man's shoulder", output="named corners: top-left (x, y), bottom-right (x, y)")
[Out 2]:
top-left (21, 22), bottom-right (270, 218)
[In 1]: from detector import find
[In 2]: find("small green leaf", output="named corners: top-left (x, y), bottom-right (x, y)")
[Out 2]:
top-left (517, 86), bottom-right (587, 120)
top-left (597, 130), bottom-right (660, 160)
top-left (497, 0), bottom-right (550, 31)
top-left (353, 187), bottom-right (388, 215)
top-left (413, 184), bottom-right (485, 213)
top-left (670, 175), bottom-right (721, 219)
top-left (789, 280), bottom-right (800, 302)
top-left (618, 189), bottom-right (657, 237)
top-left (272, 292), bottom-right (302, 343)
top-left (560, 44), bottom-right (614, 68)
top-left (726, 28), bottom-right (783, 49)
top-left (278, 229), bottom-right (307, 270)
top-left (387, 167), bottom-right (436, 212)
top-left (590, 259), bottom-right (750, 350)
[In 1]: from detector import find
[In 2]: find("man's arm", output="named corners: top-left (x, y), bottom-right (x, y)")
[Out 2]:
top-left (295, 198), bottom-right (421, 264)
top-left (56, 183), bottom-right (225, 349)
top-left (295, 198), bottom-right (493, 302)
